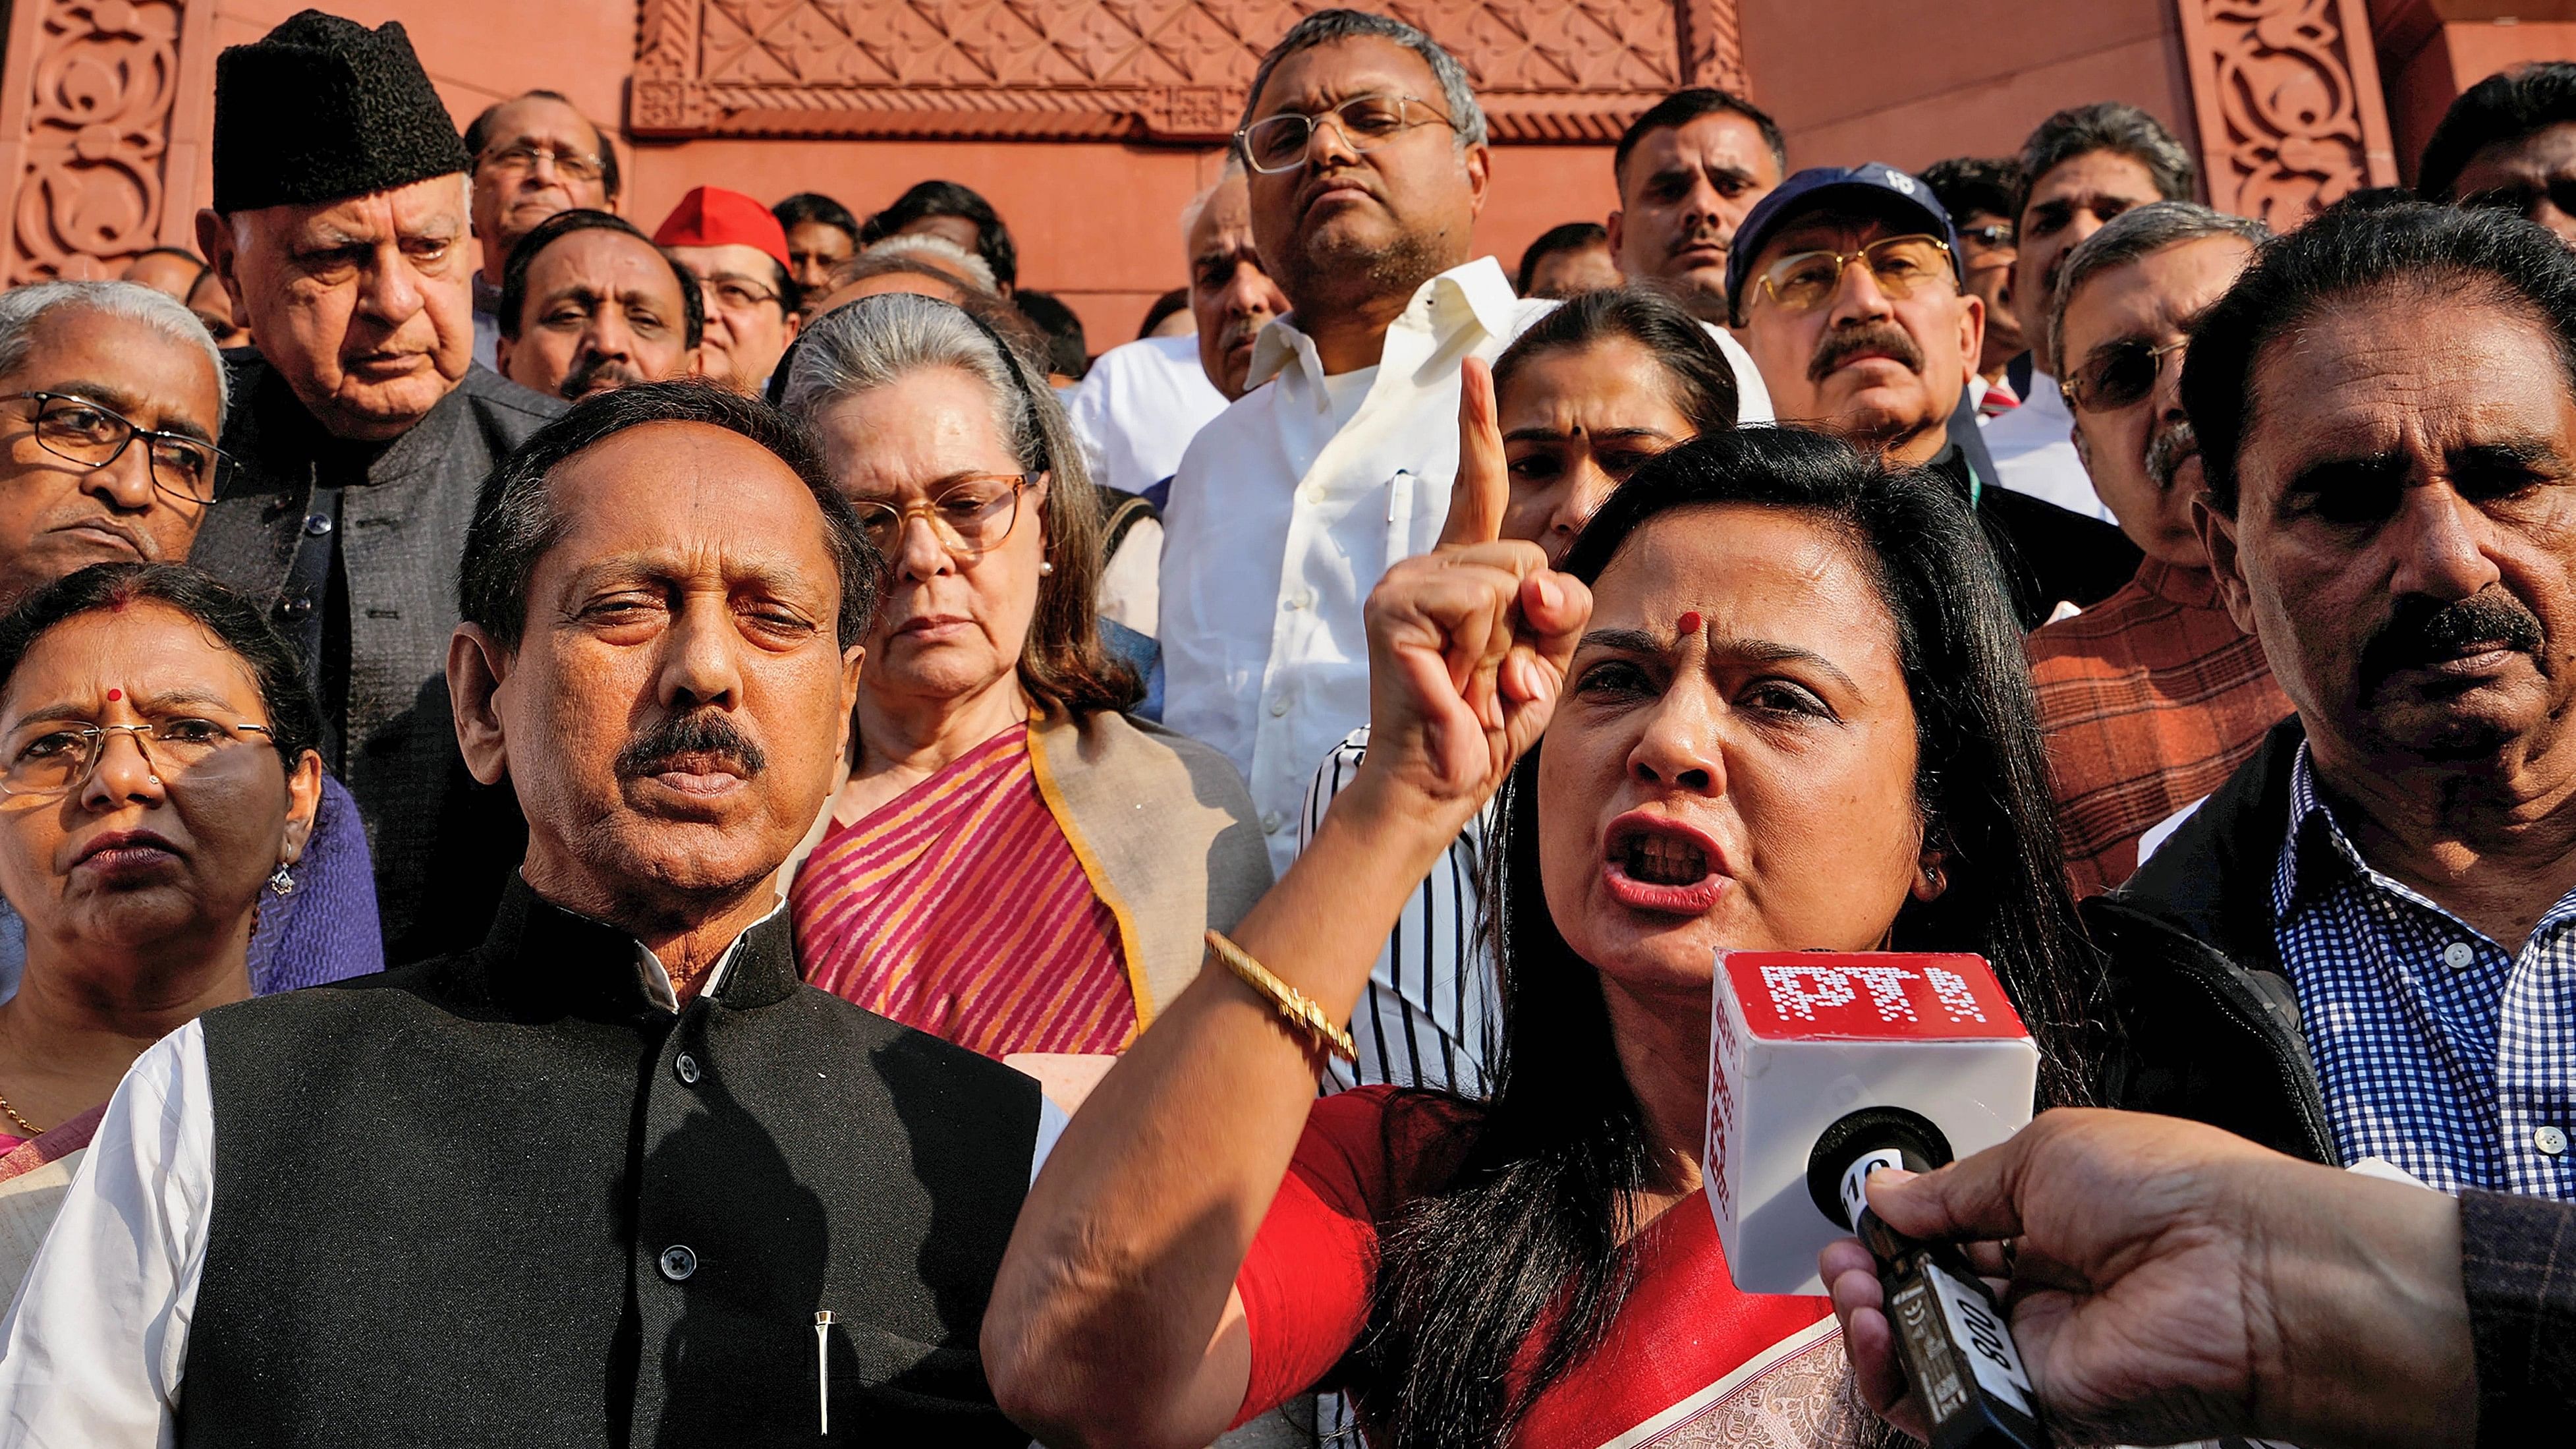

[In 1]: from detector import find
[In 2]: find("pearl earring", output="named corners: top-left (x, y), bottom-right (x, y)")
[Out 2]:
top-left (1037, 560), bottom-right (1055, 575)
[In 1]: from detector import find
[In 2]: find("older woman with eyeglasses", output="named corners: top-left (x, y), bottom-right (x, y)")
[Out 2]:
top-left (0, 563), bottom-right (344, 1298)
top-left (779, 293), bottom-right (1271, 1075)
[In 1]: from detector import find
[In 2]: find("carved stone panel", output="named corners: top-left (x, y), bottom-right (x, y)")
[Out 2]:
top-left (2175, 0), bottom-right (2399, 229)
top-left (632, 0), bottom-right (1748, 143)
top-left (0, 0), bottom-right (218, 285)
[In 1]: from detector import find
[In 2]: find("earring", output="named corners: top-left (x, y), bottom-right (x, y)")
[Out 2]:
top-left (267, 862), bottom-right (296, 897)
top-left (1037, 560), bottom-right (1055, 575)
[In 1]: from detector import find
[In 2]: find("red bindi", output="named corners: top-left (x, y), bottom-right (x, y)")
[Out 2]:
top-left (1676, 612), bottom-right (1702, 637)
top-left (105, 688), bottom-right (121, 702)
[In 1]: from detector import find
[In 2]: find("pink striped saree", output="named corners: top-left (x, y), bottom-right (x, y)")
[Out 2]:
top-left (789, 724), bottom-right (1138, 1058)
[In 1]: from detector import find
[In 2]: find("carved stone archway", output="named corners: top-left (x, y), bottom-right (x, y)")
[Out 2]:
top-left (0, 0), bottom-right (217, 286)
top-left (631, 1), bottom-right (1750, 144)
top-left (2173, 0), bottom-right (2400, 229)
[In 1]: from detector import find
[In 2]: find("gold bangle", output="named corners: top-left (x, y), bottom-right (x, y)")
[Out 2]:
top-left (1203, 929), bottom-right (1358, 1064)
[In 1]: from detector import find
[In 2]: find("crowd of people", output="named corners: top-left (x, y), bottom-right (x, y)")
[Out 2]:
top-left (0, 2), bottom-right (2562, 1444)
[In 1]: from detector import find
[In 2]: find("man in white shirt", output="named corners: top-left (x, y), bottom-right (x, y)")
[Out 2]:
top-left (1065, 166), bottom-right (1286, 500)
top-left (1980, 101), bottom-right (2196, 523)
top-left (0, 384), bottom-right (1059, 1445)
top-left (1159, 9), bottom-right (1552, 872)
top-left (1604, 86), bottom-right (1781, 423)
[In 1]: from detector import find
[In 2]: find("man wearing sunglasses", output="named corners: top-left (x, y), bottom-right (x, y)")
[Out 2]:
top-left (1728, 161), bottom-right (2138, 630)
top-left (2420, 62), bottom-right (2576, 249)
top-left (1920, 156), bottom-right (2028, 414)
top-left (2024, 202), bottom-right (2290, 895)
top-left (1158, 7), bottom-right (1552, 875)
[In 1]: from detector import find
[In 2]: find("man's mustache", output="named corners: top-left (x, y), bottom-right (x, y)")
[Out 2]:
top-left (615, 710), bottom-right (768, 780)
top-left (1809, 322), bottom-right (1922, 383)
top-left (1666, 223), bottom-right (1729, 258)
top-left (2359, 589), bottom-right (2546, 692)
top-left (2144, 418), bottom-right (2198, 493)
top-left (562, 353), bottom-right (643, 400)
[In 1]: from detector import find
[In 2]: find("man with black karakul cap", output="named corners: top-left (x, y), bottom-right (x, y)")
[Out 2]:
top-left (187, 11), bottom-right (561, 957)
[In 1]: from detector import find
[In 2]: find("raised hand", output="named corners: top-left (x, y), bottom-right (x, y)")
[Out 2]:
top-left (1355, 359), bottom-right (1588, 827)
top-left (1435, 355), bottom-right (1509, 550)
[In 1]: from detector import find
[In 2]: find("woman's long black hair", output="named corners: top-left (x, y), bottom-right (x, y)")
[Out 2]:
top-left (1351, 426), bottom-right (2114, 1448)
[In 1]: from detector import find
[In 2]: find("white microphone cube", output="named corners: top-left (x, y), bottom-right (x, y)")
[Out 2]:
top-left (1704, 951), bottom-right (2038, 1295)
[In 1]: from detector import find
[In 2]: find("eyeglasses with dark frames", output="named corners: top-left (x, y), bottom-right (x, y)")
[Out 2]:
top-left (1235, 93), bottom-right (1457, 175)
top-left (2060, 337), bottom-right (2189, 414)
top-left (0, 391), bottom-right (229, 505)
top-left (0, 716), bottom-right (275, 798)
top-left (1957, 221), bottom-right (2017, 250)
top-left (848, 472), bottom-right (1044, 558)
top-left (1750, 234), bottom-right (1956, 314)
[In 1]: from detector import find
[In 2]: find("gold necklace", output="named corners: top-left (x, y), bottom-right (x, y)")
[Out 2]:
top-left (0, 1086), bottom-right (41, 1137)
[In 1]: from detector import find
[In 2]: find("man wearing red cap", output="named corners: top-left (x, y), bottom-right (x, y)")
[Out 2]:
top-left (654, 186), bottom-right (801, 394)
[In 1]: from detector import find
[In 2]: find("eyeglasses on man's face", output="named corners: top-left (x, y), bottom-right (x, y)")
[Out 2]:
top-left (1235, 93), bottom-right (1457, 176)
top-left (0, 392), bottom-right (227, 505)
top-left (849, 472), bottom-right (1042, 558)
top-left (1750, 234), bottom-right (1956, 314)
top-left (479, 144), bottom-right (606, 185)
top-left (1957, 221), bottom-right (2016, 251)
top-left (2061, 336), bottom-right (2189, 414)
top-left (0, 716), bottom-right (276, 799)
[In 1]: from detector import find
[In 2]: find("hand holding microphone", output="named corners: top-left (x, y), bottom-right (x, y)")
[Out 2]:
top-left (1819, 1109), bottom-right (2479, 1449)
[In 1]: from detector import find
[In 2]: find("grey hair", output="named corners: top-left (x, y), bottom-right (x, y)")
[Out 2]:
top-left (0, 280), bottom-right (229, 415)
top-left (862, 233), bottom-right (999, 294)
top-left (779, 291), bottom-right (1140, 716)
top-left (1237, 9), bottom-right (1487, 151)
top-left (783, 291), bottom-right (1073, 482)
top-left (1180, 157), bottom-right (1249, 239)
top-left (2018, 102), bottom-right (2195, 213)
top-left (2048, 200), bottom-right (2270, 364)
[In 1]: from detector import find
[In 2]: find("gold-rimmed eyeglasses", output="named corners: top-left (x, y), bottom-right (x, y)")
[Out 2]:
top-left (1749, 234), bottom-right (1956, 314)
top-left (478, 144), bottom-right (607, 185)
top-left (849, 472), bottom-right (1043, 557)
top-left (0, 717), bottom-right (275, 798)
top-left (0, 391), bottom-right (228, 505)
top-left (1235, 94), bottom-right (1457, 175)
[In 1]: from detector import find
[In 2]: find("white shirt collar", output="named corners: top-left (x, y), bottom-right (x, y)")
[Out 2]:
top-left (632, 899), bottom-right (785, 1015)
top-left (1246, 255), bottom-right (1521, 393)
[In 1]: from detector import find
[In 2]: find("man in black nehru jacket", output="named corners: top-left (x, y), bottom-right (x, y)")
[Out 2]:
top-left (186, 11), bottom-right (561, 959)
top-left (0, 384), bottom-right (1051, 1445)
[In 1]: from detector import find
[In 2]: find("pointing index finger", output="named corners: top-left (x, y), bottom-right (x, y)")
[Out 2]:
top-left (1438, 356), bottom-right (1508, 548)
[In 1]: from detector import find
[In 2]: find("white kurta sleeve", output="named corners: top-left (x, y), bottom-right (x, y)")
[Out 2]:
top-left (0, 1019), bottom-right (214, 1448)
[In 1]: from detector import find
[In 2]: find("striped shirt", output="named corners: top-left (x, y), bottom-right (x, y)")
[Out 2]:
top-left (2275, 744), bottom-right (2576, 1197)
top-left (789, 724), bottom-right (1136, 1058)
top-left (1298, 727), bottom-right (1497, 1097)
top-left (2029, 559), bottom-right (2293, 895)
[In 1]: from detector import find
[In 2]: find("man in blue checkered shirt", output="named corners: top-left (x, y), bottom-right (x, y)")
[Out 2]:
top-left (2085, 199), bottom-right (2576, 1201)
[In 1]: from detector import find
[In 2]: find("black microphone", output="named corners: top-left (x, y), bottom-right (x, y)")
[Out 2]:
top-left (1810, 1106), bottom-right (2050, 1449)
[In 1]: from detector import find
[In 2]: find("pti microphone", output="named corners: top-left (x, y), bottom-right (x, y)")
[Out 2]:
top-left (1702, 950), bottom-right (2038, 1294)
top-left (1703, 952), bottom-right (2049, 1448)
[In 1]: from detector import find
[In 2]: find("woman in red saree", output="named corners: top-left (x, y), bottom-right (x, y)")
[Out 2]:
top-left (985, 426), bottom-right (2112, 1448)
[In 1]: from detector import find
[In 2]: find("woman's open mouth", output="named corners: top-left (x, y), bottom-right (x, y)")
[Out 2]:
top-left (1600, 812), bottom-right (1728, 915)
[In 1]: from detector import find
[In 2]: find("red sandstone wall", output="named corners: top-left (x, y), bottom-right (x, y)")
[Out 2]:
top-left (1737, 0), bottom-right (2201, 177)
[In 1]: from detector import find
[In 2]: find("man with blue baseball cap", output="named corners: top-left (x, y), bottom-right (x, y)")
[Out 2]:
top-left (1730, 162), bottom-right (2137, 628)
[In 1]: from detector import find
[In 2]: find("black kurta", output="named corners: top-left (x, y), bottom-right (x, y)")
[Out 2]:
top-left (189, 355), bottom-right (563, 956)
top-left (177, 878), bottom-right (1044, 1446)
